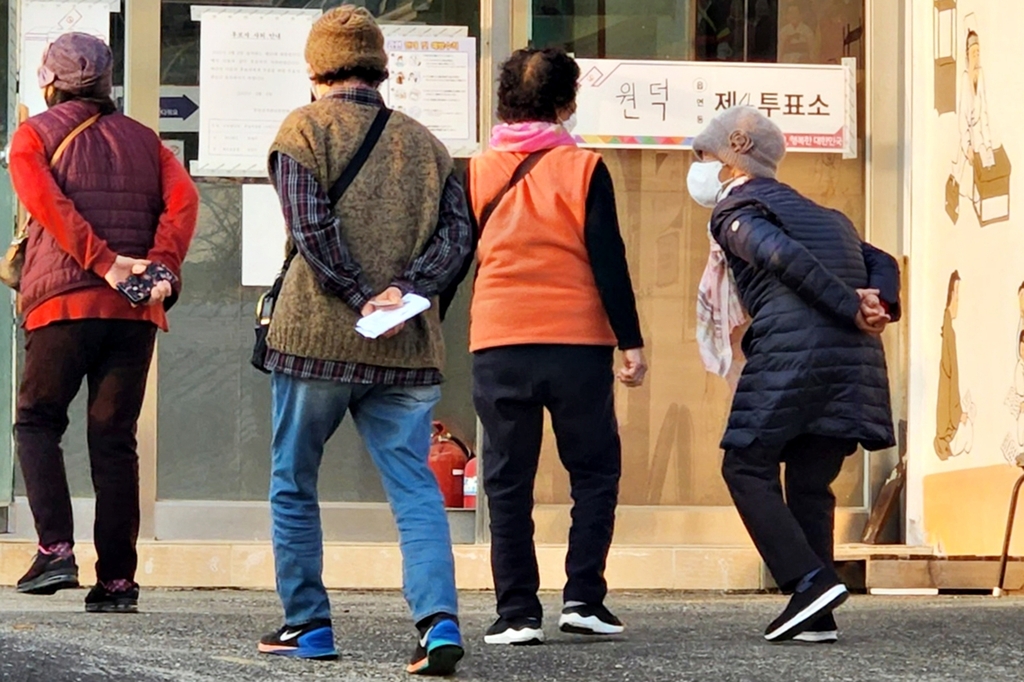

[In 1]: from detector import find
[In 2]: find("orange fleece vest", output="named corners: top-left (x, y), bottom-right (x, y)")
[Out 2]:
top-left (468, 146), bottom-right (617, 352)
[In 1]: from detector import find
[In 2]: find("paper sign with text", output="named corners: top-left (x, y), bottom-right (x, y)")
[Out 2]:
top-left (191, 6), bottom-right (319, 178)
top-left (380, 33), bottom-right (478, 158)
top-left (574, 58), bottom-right (856, 155)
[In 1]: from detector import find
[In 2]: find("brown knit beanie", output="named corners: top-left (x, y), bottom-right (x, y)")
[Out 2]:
top-left (305, 5), bottom-right (387, 79)
top-left (692, 106), bottom-right (786, 179)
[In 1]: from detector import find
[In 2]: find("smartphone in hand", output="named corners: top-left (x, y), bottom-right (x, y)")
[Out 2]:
top-left (116, 263), bottom-right (177, 305)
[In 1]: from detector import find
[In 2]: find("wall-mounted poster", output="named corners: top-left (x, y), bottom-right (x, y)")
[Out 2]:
top-left (190, 6), bottom-right (320, 178)
top-left (20, 0), bottom-right (120, 117)
top-left (379, 25), bottom-right (478, 158)
top-left (573, 57), bottom-right (857, 157)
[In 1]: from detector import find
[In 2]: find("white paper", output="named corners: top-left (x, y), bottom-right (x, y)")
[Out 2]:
top-left (380, 32), bottom-right (478, 157)
top-left (192, 7), bottom-right (319, 177)
top-left (241, 184), bottom-right (288, 287)
top-left (21, 1), bottom-right (119, 116)
top-left (356, 295), bottom-right (431, 339)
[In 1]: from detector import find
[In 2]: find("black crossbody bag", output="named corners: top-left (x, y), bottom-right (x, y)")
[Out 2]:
top-left (251, 107), bottom-right (392, 373)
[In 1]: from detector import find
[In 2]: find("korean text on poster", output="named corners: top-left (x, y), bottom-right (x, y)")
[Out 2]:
top-left (191, 6), bottom-right (320, 178)
top-left (574, 58), bottom-right (857, 156)
top-left (379, 34), bottom-right (478, 157)
top-left (20, 0), bottom-right (121, 117)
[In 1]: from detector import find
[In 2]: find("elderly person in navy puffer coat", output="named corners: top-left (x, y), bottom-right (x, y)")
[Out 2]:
top-left (686, 106), bottom-right (899, 644)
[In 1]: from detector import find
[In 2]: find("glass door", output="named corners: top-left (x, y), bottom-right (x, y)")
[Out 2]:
top-left (522, 0), bottom-right (870, 545)
top-left (0, 0), bottom-right (16, 522)
top-left (152, 0), bottom-right (481, 542)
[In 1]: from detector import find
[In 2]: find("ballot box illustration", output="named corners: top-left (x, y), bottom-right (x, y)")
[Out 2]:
top-left (973, 146), bottom-right (1011, 226)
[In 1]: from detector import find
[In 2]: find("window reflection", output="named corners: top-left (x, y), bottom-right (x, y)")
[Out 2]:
top-left (154, 0), bottom-right (479, 501)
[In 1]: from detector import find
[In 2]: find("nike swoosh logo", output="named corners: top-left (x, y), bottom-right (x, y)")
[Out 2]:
top-left (280, 629), bottom-right (303, 642)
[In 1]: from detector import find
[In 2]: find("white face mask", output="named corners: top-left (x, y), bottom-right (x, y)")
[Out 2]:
top-left (561, 112), bottom-right (578, 134)
top-left (687, 160), bottom-right (725, 208)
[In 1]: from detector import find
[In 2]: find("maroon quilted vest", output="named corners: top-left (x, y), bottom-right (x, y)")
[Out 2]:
top-left (19, 100), bottom-right (164, 315)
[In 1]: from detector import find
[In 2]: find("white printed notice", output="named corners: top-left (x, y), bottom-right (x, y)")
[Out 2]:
top-left (380, 32), bottom-right (478, 157)
top-left (241, 184), bottom-right (288, 287)
top-left (191, 6), bottom-right (320, 177)
top-left (574, 58), bottom-right (857, 156)
top-left (21, 0), bottom-right (120, 117)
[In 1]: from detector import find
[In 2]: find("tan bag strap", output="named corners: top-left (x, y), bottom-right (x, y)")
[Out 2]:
top-left (14, 112), bottom-right (100, 240)
top-left (50, 113), bottom-right (101, 166)
top-left (13, 104), bottom-right (29, 240)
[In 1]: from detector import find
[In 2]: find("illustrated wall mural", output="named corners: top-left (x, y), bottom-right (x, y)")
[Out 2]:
top-left (908, 1), bottom-right (1024, 555)
top-left (944, 13), bottom-right (1012, 227)
top-left (934, 271), bottom-right (975, 461)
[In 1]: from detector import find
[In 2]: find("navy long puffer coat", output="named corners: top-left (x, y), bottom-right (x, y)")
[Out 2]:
top-left (711, 178), bottom-right (898, 453)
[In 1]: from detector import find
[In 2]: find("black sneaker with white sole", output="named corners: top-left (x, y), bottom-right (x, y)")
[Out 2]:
top-left (558, 603), bottom-right (624, 635)
top-left (764, 572), bottom-right (848, 642)
top-left (484, 616), bottom-right (545, 645)
top-left (793, 613), bottom-right (839, 644)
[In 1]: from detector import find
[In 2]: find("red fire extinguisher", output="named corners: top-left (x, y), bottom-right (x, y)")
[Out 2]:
top-left (463, 456), bottom-right (477, 509)
top-left (428, 422), bottom-right (471, 508)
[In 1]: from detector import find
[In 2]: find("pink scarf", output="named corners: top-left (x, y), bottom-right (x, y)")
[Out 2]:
top-left (697, 178), bottom-right (749, 378)
top-left (489, 121), bottom-right (577, 152)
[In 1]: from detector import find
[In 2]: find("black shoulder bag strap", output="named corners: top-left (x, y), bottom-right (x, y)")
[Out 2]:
top-left (280, 106), bottom-right (393, 270)
top-left (437, 149), bottom-right (550, 321)
top-left (477, 148), bottom-right (550, 234)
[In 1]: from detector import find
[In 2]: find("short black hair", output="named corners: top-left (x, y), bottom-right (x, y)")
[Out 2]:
top-left (312, 65), bottom-right (389, 89)
top-left (946, 270), bottom-right (961, 308)
top-left (497, 48), bottom-right (579, 124)
top-left (967, 30), bottom-right (979, 51)
top-left (46, 87), bottom-right (117, 115)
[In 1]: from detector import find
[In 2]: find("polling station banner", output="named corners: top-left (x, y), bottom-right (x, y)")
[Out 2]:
top-left (574, 57), bottom-right (857, 157)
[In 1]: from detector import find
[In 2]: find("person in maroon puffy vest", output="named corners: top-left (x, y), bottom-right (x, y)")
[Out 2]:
top-left (7, 33), bottom-right (198, 613)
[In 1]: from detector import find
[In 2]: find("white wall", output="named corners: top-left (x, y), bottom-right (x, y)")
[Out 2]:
top-left (906, 0), bottom-right (1024, 550)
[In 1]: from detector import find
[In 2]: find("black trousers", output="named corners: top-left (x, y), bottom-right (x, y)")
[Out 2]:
top-left (722, 434), bottom-right (857, 592)
top-left (473, 345), bottom-right (621, 620)
top-left (15, 320), bottom-right (156, 583)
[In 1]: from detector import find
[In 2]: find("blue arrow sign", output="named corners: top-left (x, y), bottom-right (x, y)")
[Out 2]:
top-left (159, 95), bottom-right (198, 121)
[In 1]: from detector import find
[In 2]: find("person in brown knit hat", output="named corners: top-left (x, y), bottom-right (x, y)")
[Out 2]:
top-left (686, 106), bottom-right (900, 644)
top-left (256, 5), bottom-right (472, 677)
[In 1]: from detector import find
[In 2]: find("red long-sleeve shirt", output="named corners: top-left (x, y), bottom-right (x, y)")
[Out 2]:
top-left (8, 123), bottom-right (199, 332)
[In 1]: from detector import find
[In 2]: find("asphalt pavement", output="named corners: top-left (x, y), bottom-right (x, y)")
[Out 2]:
top-left (1, 588), bottom-right (1022, 681)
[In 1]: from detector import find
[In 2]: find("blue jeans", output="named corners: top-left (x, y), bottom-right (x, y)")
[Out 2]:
top-left (269, 372), bottom-right (458, 626)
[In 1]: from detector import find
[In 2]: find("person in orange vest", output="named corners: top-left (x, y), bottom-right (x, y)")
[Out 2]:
top-left (447, 47), bottom-right (647, 645)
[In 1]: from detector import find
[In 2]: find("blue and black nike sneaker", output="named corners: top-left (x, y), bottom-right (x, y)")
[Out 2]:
top-left (258, 619), bottom-right (338, 661)
top-left (406, 615), bottom-right (464, 676)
